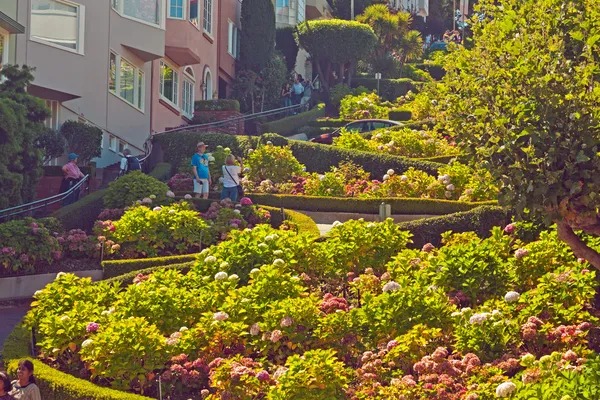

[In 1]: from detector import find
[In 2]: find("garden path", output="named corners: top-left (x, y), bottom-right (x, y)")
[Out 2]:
top-left (0, 302), bottom-right (31, 358)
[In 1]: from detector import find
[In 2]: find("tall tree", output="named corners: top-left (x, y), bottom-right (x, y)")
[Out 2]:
top-left (239, 0), bottom-right (276, 74)
top-left (276, 27), bottom-right (299, 72)
top-left (438, 0), bottom-right (600, 269)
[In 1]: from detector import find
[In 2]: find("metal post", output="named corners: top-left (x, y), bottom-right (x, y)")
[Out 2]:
top-left (453, 0), bottom-right (456, 31)
top-left (351, 0), bottom-right (354, 19)
top-left (375, 73), bottom-right (381, 95)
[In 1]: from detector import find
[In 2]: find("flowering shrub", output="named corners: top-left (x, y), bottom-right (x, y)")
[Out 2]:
top-left (95, 202), bottom-right (211, 258)
top-left (167, 173), bottom-right (194, 192)
top-left (340, 92), bottom-right (389, 120)
top-left (58, 229), bottom-right (98, 259)
top-left (104, 171), bottom-right (170, 209)
top-left (0, 219), bottom-right (60, 272)
top-left (245, 144), bottom-right (305, 184)
top-left (97, 208), bottom-right (125, 221)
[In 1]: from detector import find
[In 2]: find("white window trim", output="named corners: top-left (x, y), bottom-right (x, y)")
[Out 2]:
top-left (182, 67), bottom-right (195, 119)
top-left (111, 0), bottom-right (166, 30)
top-left (168, 0), bottom-right (186, 19)
top-left (227, 20), bottom-right (239, 59)
top-left (29, 0), bottom-right (86, 56)
top-left (109, 51), bottom-right (145, 113)
top-left (0, 28), bottom-right (9, 67)
top-left (203, 0), bottom-right (213, 36)
top-left (109, 135), bottom-right (117, 152)
top-left (159, 59), bottom-right (180, 109)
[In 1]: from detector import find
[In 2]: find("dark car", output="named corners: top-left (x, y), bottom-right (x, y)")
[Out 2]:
top-left (310, 119), bottom-right (403, 145)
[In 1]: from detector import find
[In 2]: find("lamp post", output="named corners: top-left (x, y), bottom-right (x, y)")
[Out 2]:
top-left (375, 72), bottom-right (382, 95)
top-left (351, 0), bottom-right (354, 19)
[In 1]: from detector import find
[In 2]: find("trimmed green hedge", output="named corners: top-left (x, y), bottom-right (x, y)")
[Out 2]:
top-left (402, 120), bottom-right (437, 130)
top-left (3, 326), bottom-right (151, 399)
top-left (389, 109), bottom-right (413, 121)
top-left (194, 99), bottom-right (240, 112)
top-left (246, 193), bottom-right (496, 215)
top-left (397, 206), bottom-right (508, 248)
top-left (102, 253), bottom-right (200, 279)
top-left (261, 206), bottom-right (320, 237)
top-left (414, 63), bottom-right (446, 81)
top-left (52, 189), bottom-right (107, 231)
top-left (352, 78), bottom-right (423, 101)
top-left (148, 162), bottom-right (172, 182)
top-left (260, 104), bottom-right (326, 136)
top-left (103, 262), bottom-right (194, 287)
top-left (308, 118), bottom-right (350, 128)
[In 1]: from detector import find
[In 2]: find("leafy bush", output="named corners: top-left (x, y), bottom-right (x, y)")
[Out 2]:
top-left (60, 120), bottom-right (102, 165)
top-left (329, 84), bottom-right (368, 108)
top-left (0, 218), bottom-right (60, 273)
top-left (245, 143), bottom-right (304, 183)
top-left (388, 108), bottom-right (412, 121)
top-left (102, 253), bottom-right (199, 279)
top-left (194, 99), bottom-right (240, 112)
top-left (147, 162), bottom-right (171, 182)
top-left (352, 78), bottom-right (420, 101)
top-left (260, 104), bottom-right (326, 136)
top-left (53, 189), bottom-right (107, 231)
top-left (168, 173), bottom-right (194, 192)
top-left (413, 63), bottom-right (446, 80)
top-left (339, 92), bottom-right (389, 120)
top-left (104, 171), bottom-right (170, 209)
top-left (37, 129), bottom-right (66, 164)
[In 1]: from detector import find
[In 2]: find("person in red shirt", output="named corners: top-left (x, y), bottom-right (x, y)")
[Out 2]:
top-left (60, 153), bottom-right (85, 205)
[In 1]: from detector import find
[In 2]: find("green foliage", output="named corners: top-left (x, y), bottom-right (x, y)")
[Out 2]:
top-left (261, 104), bottom-right (326, 136)
top-left (52, 188), bottom-right (107, 231)
top-left (414, 63), bottom-right (445, 80)
top-left (339, 92), bottom-right (389, 120)
top-left (147, 162), bottom-right (172, 182)
top-left (37, 129), bottom-right (66, 163)
top-left (0, 218), bottom-right (60, 273)
top-left (0, 65), bottom-right (49, 208)
top-left (246, 143), bottom-right (305, 183)
top-left (240, 0), bottom-right (276, 73)
top-left (328, 84), bottom-right (368, 107)
top-left (102, 253), bottom-right (199, 279)
top-left (276, 27), bottom-right (299, 71)
top-left (104, 171), bottom-right (170, 209)
top-left (195, 99), bottom-right (240, 112)
top-left (60, 120), bottom-right (102, 165)
top-left (352, 77), bottom-right (419, 101)
top-left (388, 108), bottom-right (412, 121)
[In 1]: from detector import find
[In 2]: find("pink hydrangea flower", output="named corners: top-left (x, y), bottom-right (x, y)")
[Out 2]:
top-left (504, 223), bottom-right (515, 234)
top-left (256, 370), bottom-right (270, 382)
top-left (86, 322), bottom-right (99, 333)
top-left (270, 330), bottom-right (283, 343)
top-left (515, 248), bottom-right (528, 259)
top-left (240, 197), bottom-right (253, 206)
top-left (184, 194), bottom-right (193, 199)
top-left (280, 317), bottom-right (294, 328)
top-left (422, 243), bottom-right (435, 253)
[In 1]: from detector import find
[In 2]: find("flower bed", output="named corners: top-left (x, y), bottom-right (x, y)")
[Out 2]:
top-left (15, 221), bottom-right (600, 399)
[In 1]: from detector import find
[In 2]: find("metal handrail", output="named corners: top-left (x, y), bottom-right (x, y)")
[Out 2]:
top-left (0, 174), bottom-right (90, 220)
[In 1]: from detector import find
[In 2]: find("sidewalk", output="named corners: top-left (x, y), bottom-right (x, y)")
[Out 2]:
top-left (0, 302), bottom-right (31, 358)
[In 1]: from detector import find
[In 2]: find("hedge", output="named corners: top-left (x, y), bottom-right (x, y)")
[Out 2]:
top-left (147, 162), bottom-right (172, 181)
top-left (402, 120), bottom-right (437, 131)
top-left (246, 193), bottom-right (496, 215)
top-left (52, 188), bottom-right (107, 231)
top-left (3, 325), bottom-right (151, 400)
top-left (388, 109), bottom-right (413, 121)
top-left (103, 261), bottom-right (195, 288)
top-left (194, 99), bottom-right (240, 112)
top-left (102, 253), bottom-right (200, 279)
top-left (297, 125), bottom-right (332, 139)
top-left (397, 205), bottom-right (508, 249)
top-left (351, 78), bottom-right (422, 101)
top-left (260, 104), bottom-right (326, 136)
top-left (414, 63), bottom-right (446, 81)
top-left (308, 118), bottom-right (350, 128)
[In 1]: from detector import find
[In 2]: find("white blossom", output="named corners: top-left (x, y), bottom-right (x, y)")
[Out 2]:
top-left (495, 382), bottom-right (517, 398)
top-left (382, 281), bottom-right (401, 293)
top-left (504, 291), bottom-right (521, 303)
top-left (214, 271), bottom-right (228, 280)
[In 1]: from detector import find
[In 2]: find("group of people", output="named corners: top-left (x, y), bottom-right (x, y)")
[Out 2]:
top-left (0, 360), bottom-right (42, 400)
top-left (191, 142), bottom-right (243, 202)
top-left (281, 74), bottom-right (313, 113)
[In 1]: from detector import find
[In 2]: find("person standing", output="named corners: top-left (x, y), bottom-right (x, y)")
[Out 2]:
top-left (292, 76), bottom-right (305, 106)
top-left (60, 153), bottom-right (85, 206)
top-left (119, 149), bottom-right (141, 176)
top-left (191, 142), bottom-right (211, 199)
top-left (9, 360), bottom-right (41, 400)
top-left (221, 154), bottom-right (243, 202)
top-left (281, 83), bottom-right (292, 108)
top-left (0, 372), bottom-right (14, 400)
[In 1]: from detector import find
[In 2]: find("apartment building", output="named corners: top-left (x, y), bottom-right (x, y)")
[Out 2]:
top-left (390, 0), bottom-right (430, 18)
top-left (3, 0), bottom-right (241, 168)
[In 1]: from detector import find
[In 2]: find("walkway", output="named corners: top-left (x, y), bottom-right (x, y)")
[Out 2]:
top-left (0, 302), bottom-right (31, 358)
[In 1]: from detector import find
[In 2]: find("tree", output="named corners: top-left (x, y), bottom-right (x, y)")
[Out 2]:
top-left (276, 27), bottom-right (299, 72)
top-left (37, 129), bottom-right (66, 164)
top-left (60, 121), bottom-right (102, 165)
top-left (295, 19), bottom-right (377, 95)
top-left (239, 0), bottom-right (276, 74)
top-left (438, 0), bottom-right (600, 269)
top-left (0, 65), bottom-right (49, 208)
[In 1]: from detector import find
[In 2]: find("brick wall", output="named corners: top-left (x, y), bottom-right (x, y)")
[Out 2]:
top-left (194, 110), bottom-right (244, 135)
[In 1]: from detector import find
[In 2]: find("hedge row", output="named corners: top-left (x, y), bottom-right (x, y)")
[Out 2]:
top-left (413, 63), bottom-right (446, 81)
top-left (397, 205), bottom-right (508, 249)
top-left (388, 109), bottom-right (412, 121)
top-left (52, 188), bottom-right (107, 231)
top-left (260, 104), bottom-right (326, 136)
top-left (246, 193), bottom-right (496, 215)
top-left (147, 162), bottom-right (172, 182)
top-left (103, 262), bottom-right (195, 288)
top-left (351, 78), bottom-right (423, 101)
top-left (308, 118), bottom-right (350, 128)
top-left (194, 99), bottom-right (240, 112)
top-left (3, 326), bottom-right (151, 399)
top-left (102, 253), bottom-right (200, 279)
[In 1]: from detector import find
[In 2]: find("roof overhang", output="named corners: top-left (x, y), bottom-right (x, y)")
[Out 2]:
top-left (122, 44), bottom-right (163, 62)
top-left (27, 84), bottom-right (80, 102)
top-left (0, 12), bottom-right (25, 34)
top-left (165, 46), bottom-right (202, 66)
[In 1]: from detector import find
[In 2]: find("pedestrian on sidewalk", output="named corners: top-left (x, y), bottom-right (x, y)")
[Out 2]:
top-left (191, 142), bottom-right (211, 199)
top-left (221, 154), bottom-right (243, 202)
top-left (0, 372), bottom-right (14, 400)
top-left (60, 153), bottom-right (85, 206)
top-left (119, 149), bottom-right (141, 176)
top-left (9, 360), bottom-right (41, 400)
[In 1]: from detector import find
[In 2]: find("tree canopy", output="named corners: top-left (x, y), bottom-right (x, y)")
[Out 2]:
top-left (239, 0), bottom-right (276, 74)
top-left (438, 0), bottom-right (600, 269)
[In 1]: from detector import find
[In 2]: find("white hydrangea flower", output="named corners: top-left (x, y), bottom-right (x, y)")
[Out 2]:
top-left (382, 281), bottom-right (401, 293)
top-left (400, 175), bottom-right (408, 182)
top-left (56, 272), bottom-right (66, 279)
top-left (332, 221), bottom-right (343, 227)
top-left (250, 323), bottom-right (260, 336)
top-left (446, 184), bottom-right (455, 191)
top-left (179, 326), bottom-right (189, 332)
top-left (153, 206), bottom-right (162, 212)
top-left (166, 190), bottom-right (175, 198)
top-left (229, 274), bottom-right (239, 281)
top-left (205, 256), bottom-right (217, 264)
top-left (214, 271), bottom-right (228, 280)
top-left (81, 339), bottom-right (93, 348)
top-left (451, 311), bottom-right (462, 317)
top-left (60, 315), bottom-right (70, 322)
top-left (273, 259), bottom-right (285, 267)
top-left (34, 290), bottom-right (43, 297)
top-left (273, 250), bottom-right (284, 256)
top-left (495, 382), bottom-right (517, 398)
top-left (469, 313), bottom-right (489, 325)
top-left (504, 291), bottom-right (521, 303)
top-left (367, 223), bottom-right (376, 228)
top-left (213, 311), bottom-right (229, 321)
top-left (250, 268), bottom-right (260, 277)
top-left (168, 209), bottom-right (176, 215)
top-left (387, 169), bottom-right (395, 176)
top-left (265, 235), bottom-right (275, 242)
top-left (383, 174), bottom-right (390, 181)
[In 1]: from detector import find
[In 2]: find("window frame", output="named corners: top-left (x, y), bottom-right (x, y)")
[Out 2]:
top-left (0, 29), bottom-right (9, 68)
top-left (168, 0), bottom-right (185, 19)
top-left (30, 0), bottom-right (86, 55)
top-left (189, 0), bottom-right (200, 29)
top-left (181, 67), bottom-right (195, 119)
top-left (159, 59), bottom-right (180, 108)
top-left (203, 0), bottom-right (213, 36)
top-left (44, 100), bottom-right (60, 130)
top-left (203, 67), bottom-right (212, 100)
top-left (109, 135), bottom-right (118, 152)
top-left (109, 51), bottom-right (145, 112)
top-left (111, 0), bottom-right (166, 29)
top-left (227, 21), bottom-right (239, 59)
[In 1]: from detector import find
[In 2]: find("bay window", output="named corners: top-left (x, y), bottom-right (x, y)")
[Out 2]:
top-left (30, 0), bottom-right (85, 54)
top-left (159, 60), bottom-right (179, 106)
top-left (109, 51), bottom-right (145, 111)
top-left (112, 0), bottom-right (162, 27)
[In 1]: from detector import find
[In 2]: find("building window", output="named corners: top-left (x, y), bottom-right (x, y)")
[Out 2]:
top-left (118, 140), bottom-right (126, 155)
top-left (30, 0), bottom-right (85, 54)
top-left (203, 67), bottom-right (212, 100)
top-left (203, 0), bottom-right (212, 35)
top-left (159, 60), bottom-right (179, 106)
top-left (228, 22), bottom-right (239, 58)
top-left (109, 135), bottom-right (117, 152)
top-left (297, 0), bottom-right (305, 22)
top-left (182, 67), bottom-right (195, 119)
top-left (169, 0), bottom-right (184, 19)
top-left (0, 31), bottom-right (8, 69)
top-left (276, 0), bottom-right (289, 6)
top-left (109, 51), bottom-right (145, 111)
top-left (112, 0), bottom-right (162, 27)
top-left (44, 100), bottom-right (60, 130)
top-left (189, 0), bottom-right (199, 27)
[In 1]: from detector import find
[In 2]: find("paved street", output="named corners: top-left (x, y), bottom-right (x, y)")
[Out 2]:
top-left (0, 303), bottom-right (31, 358)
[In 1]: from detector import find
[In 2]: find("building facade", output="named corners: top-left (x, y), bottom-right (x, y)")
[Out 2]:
top-left (3, 0), bottom-right (240, 168)
top-left (390, 0), bottom-right (430, 18)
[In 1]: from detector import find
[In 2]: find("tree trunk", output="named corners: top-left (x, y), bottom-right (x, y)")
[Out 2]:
top-left (556, 220), bottom-right (600, 271)
top-left (316, 61), bottom-right (330, 97)
top-left (338, 63), bottom-right (345, 85)
top-left (346, 62), bottom-right (355, 87)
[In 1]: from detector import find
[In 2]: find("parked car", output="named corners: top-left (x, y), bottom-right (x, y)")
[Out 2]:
top-left (309, 119), bottom-right (403, 145)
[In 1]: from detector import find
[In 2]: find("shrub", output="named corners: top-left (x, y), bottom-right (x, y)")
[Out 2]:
top-left (388, 108), bottom-right (412, 121)
top-left (260, 104), bottom-right (326, 136)
top-left (352, 78), bottom-right (419, 101)
top-left (60, 120), bottom-right (102, 165)
top-left (53, 189), bottom-right (107, 231)
top-left (307, 118), bottom-right (350, 128)
top-left (96, 202), bottom-right (211, 258)
top-left (339, 92), bottom-right (389, 120)
top-left (361, 127), bottom-right (458, 158)
top-left (246, 143), bottom-right (305, 183)
top-left (0, 218), bottom-right (60, 273)
top-left (194, 99), bottom-right (240, 112)
top-left (38, 129), bottom-right (66, 164)
top-left (102, 254), bottom-right (199, 279)
top-left (414, 63), bottom-right (446, 80)
top-left (168, 173), bottom-right (194, 192)
top-left (148, 162), bottom-right (172, 181)
top-left (239, 0), bottom-right (275, 73)
top-left (104, 171), bottom-right (170, 209)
